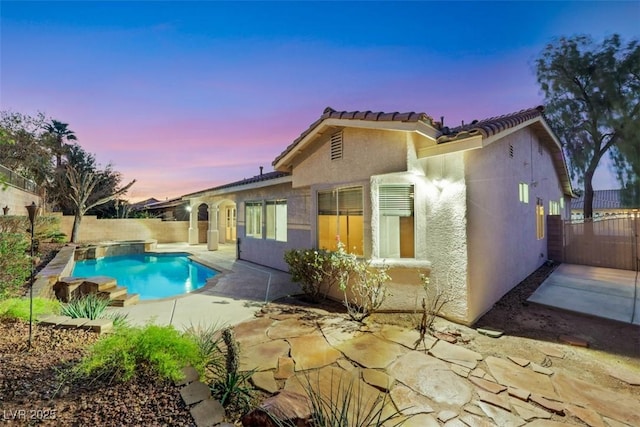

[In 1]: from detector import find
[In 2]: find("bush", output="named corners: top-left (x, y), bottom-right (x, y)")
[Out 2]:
top-left (0, 297), bottom-right (60, 321)
top-left (284, 242), bottom-right (356, 302)
top-left (339, 260), bottom-right (391, 322)
top-left (61, 294), bottom-right (110, 320)
top-left (0, 232), bottom-right (31, 298)
top-left (75, 324), bottom-right (205, 383)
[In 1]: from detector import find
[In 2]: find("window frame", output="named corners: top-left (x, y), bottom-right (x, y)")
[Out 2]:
top-left (266, 199), bottom-right (287, 242)
top-left (378, 184), bottom-right (415, 259)
top-left (245, 201), bottom-right (263, 239)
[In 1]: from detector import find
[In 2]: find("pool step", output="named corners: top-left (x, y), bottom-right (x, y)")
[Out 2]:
top-left (99, 286), bottom-right (128, 300)
top-left (109, 293), bottom-right (140, 307)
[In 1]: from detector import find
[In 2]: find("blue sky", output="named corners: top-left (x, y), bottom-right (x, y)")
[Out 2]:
top-left (1, 1), bottom-right (638, 201)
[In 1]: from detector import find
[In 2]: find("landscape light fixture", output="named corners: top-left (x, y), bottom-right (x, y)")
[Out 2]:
top-left (25, 201), bottom-right (38, 351)
top-left (2, 205), bottom-right (9, 215)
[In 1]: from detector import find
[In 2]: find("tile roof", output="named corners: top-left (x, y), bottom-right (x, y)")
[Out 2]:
top-left (273, 107), bottom-right (435, 167)
top-left (571, 189), bottom-right (637, 210)
top-left (437, 106), bottom-right (545, 143)
top-left (182, 170), bottom-right (291, 198)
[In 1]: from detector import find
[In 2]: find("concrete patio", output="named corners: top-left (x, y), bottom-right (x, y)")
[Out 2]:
top-left (104, 243), bottom-right (301, 331)
top-left (527, 263), bottom-right (640, 326)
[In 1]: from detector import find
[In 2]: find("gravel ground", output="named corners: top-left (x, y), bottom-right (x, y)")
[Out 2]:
top-left (0, 319), bottom-right (195, 426)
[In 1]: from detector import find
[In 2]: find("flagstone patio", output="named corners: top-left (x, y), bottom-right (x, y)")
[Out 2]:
top-left (228, 304), bottom-right (640, 427)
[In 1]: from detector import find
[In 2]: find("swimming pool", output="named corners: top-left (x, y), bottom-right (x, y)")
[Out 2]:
top-left (72, 253), bottom-right (217, 300)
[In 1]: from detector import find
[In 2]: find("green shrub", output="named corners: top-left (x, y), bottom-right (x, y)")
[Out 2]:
top-left (284, 242), bottom-right (356, 302)
top-left (61, 294), bottom-right (110, 320)
top-left (339, 259), bottom-right (391, 322)
top-left (184, 321), bottom-right (225, 367)
top-left (0, 297), bottom-right (60, 321)
top-left (75, 324), bottom-right (204, 383)
top-left (0, 232), bottom-right (32, 298)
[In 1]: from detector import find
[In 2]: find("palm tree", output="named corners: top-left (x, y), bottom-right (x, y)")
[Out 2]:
top-left (45, 119), bottom-right (77, 168)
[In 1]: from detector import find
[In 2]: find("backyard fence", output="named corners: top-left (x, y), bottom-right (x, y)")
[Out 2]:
top-left (0, 164), bottom-right (38, 194)
top-left (548, 214), bottom-right (640, 271)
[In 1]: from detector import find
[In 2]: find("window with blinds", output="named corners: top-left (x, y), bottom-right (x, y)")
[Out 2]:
top-left (330, 132), bottom-right (343, 161)
top-left (379, 185), bottom-right (414, 217)
top-left (378, 184), bottom-right (415, 258)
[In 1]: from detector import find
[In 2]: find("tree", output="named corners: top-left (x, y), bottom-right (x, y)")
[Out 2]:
top-left (64, 145), bottom-right (135, 242)
top-left (536, 34), bottom-right (640, 218)
top-left (45, 119), bottom-right (77, 169)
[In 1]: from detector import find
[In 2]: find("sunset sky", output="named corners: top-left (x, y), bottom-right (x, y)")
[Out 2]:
top-left (2, 1), bottom-right (638, 202)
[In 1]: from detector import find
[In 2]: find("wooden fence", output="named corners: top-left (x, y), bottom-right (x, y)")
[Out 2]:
top-left (548, 214), bottom-right (640, 271)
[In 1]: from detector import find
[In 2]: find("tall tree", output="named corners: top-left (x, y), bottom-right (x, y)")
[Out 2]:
top-left (45, 119), bottom-right (77, 168)
top-left (65, 145), bottom-right (135, 242)
top-left (536, 34), bottom-right (640, 218)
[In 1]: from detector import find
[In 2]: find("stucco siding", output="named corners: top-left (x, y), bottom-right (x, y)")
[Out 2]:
top-left (292, 128), bottom-right (408, 189)
top-left (235, 184), bottom-right (312, 271)
top-left (465, 127), bottom-right (566, 323)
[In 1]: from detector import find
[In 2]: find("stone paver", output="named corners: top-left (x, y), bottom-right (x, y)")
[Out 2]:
top-left (240, 339), bottom-right (290, 371)
top-left (606, 366), bottom-right (640, 385)
top-left (175, 366), bottom-right (200, 386)
top-left (273, 356), bottom-right (295, 380)
top-left (180, 381), bottom-right (211, 406)
top-left (287, 334), bottom-right (341, 371)
top-left (388, 351), bottom-right (473, 406)
top-left (267, 317), bottom-right (318, 339)
top-left (362, 368), bottom-right (393, 391)
top-left (389, 383), bottom-right (434, 414)
top-left (317, 316), bottom-right (362, 346)
top-left (469, 376), bottom-right (506, 394)
top-left (189, 399), bottom-right (225, 427)
top-left (400, 413), bottom-right (439, 427)
top-left (552, 372), bottom-right (640, 426)
top-left (477, 401), bottom-right (525, 427)
top-left (376, 324), bottom-right (436, 350)
top-left (429, 339), bottom-right (482, 369)
top-left (251, 371), bottom-right (279, 394)
top-left (336, 334), bottom-right (406, 369)
top-left (509, 398), bottom-right (551, 421)
top-left (233, 317), bottom-right (275, 347)
top-left (565, 403), bottom-right (607, 427)
top-left (485, 356), bottom-right (558, 400)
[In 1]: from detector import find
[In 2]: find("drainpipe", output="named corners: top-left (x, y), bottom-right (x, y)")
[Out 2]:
top-left (236, 237), bottom-right (241, 260)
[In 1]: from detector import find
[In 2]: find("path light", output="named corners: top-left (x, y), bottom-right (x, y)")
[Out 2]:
top-left (25, 201), bottom-right (38, 351)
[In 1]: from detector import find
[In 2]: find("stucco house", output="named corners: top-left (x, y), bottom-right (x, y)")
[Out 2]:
top-left (183, 106), bottom-right (574, 324)
top-left (570, 189), bottom-right (639, 221)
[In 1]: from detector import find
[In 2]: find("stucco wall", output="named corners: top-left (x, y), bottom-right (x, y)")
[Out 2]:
top-left (235, 184), bottom-right (312, 271)
top-left (0, 184), bottom-right (42, 216)
top-left (292, 128), bottom-right (408, 189)
top-left (58, 215), bottom-right (203, 243)
top-left (464, 127), bottom-right (566, 323)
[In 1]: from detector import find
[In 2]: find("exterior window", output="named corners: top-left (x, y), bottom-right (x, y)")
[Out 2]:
top-left (560, 197), bottom-right (564, 210)
top-left (317, 186), bottom-right (363, 255)
top-left (379, 185), bottom-right (415, 258)
top-left (245, 201), bottom-right (262, 238)
top-left (536, 198), bottom-right (545, 239)
top-left (549, 200), bottom-right (560, 215)
top-left (266, 199), bottom-right (287, 242)
top-left (519, 182), bottom-right (529, 203)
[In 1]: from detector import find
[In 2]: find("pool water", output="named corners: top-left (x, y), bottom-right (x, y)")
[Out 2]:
top-left (72, 253), bottom-right (217, 300)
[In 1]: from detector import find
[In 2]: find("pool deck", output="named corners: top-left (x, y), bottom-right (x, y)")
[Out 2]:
top-left (105, 243), bottom-right (301, 331)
